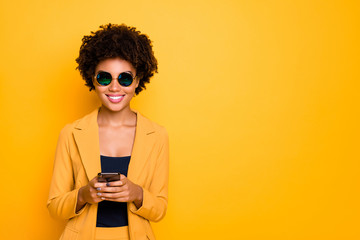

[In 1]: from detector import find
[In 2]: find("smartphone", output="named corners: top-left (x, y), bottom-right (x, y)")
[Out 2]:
top-left (97, 172), bottom-right (120, 182)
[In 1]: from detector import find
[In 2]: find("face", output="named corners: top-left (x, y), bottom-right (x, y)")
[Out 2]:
top-left (93, 57), bottom-right (139, 113)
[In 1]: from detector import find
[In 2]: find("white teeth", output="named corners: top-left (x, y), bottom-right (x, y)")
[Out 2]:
top-left (108, 95), bottom-right (123, 100)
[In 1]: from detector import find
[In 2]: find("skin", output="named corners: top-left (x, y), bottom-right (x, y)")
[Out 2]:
top-left (76, 57), bottom-right (143, 213)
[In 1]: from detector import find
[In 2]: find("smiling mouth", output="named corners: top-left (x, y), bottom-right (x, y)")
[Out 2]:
top-left (106, 94), bottom-right (125, 103)
top-left (106, 95), bottom-right (124, 100)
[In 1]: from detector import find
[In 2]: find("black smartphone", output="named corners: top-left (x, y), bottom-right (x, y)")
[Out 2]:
top-left (97, 172), bottom-right (120, 182)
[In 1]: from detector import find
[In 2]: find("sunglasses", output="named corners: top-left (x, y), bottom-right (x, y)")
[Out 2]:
top-left (94, 71), bottom-right (136, 87)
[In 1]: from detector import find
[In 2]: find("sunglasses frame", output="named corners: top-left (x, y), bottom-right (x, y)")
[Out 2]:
top-left (94, 71), bottom-right (136, 87)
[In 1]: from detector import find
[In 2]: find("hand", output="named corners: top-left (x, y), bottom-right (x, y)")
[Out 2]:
top-left (94, 174), bottom-right (143, 208)
top-left (78, 176), bottom-right (104, 207)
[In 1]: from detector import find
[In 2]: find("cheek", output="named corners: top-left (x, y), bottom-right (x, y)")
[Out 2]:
top-left (94, 87), bottom-right (100, 95)
top-left (125, 86), bottom-right (137, 95)
top-left (94, 87), bottom-right (105, 98)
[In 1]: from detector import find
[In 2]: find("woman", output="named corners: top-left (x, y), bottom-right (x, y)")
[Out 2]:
top-left (47, 23), bottom-right (169, 240)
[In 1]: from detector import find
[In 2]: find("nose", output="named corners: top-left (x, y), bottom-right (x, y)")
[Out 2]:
top-left (108, 78), bottom-right (122, 92)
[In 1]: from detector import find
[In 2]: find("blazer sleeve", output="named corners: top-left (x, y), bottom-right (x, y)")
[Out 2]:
top-left (129, 127), bottom-right (169, 222)
top-left (46, 124), bottom-right (87, 220)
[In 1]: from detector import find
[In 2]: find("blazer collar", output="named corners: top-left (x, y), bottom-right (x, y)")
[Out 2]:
top-left (72, 106), bottom-right (156, 182)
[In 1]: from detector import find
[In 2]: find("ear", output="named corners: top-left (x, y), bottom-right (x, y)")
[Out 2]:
top-left (135, 78), bottom-right (140, 88)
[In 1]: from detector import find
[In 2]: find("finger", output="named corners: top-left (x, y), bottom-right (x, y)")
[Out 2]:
top-left (88, 176), bottom-right (99, 187)
top-left (97, 186), bottom-right (124, 193)
top-left (88, 181), bottom-right (105, 193)
top-left (97, 191), bottom-right (127, 199)
top-left (93, 178), bottom-right (110, 188)
top-left (93, 190), bottom-right (106, 201)
top-left (105, 179), bottom-right (125, 187)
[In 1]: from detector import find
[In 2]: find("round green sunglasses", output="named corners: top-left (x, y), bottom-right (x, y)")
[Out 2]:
top-left (94, 71), bottom-right (136, 87)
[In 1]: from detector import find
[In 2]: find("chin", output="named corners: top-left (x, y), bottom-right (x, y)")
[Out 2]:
top-left (102, 102), bottom-right (130, 113)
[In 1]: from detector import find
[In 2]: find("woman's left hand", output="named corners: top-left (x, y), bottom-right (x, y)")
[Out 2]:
top-left (94, 174), bottom-right (143, 208)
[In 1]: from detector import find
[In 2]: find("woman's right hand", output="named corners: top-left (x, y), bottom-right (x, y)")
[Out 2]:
top-left (76, 176), bottom-right (103, 212)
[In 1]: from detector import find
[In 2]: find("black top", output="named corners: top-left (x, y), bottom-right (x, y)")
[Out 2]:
top-left (96, 155), bottom-right (131, 227)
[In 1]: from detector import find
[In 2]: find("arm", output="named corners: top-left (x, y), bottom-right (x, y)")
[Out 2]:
top-left (46, 125), bottom-right (88, 220)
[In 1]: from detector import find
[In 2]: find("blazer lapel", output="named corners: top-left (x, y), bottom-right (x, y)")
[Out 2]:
top-left (73, 107), bottom-right (101, 181)
top-left (72, 106), bottom-right (156, 182)
top-left (127, 110), bottom-right (156, 183)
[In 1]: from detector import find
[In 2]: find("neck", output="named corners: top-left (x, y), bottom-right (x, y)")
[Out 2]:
top-left (97, 105), bottom-right (136, 127)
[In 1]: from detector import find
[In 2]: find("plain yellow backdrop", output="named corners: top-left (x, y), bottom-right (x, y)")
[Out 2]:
top-left (0, 0), bottom-right (359, 239)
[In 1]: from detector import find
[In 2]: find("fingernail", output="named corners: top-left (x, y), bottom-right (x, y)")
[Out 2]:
top-left (96, 187), bottom-right (101, 191)
top-left (106, 183), bottom-right (110, 187)
top-left (97, 192), bottom-right (102, 196)
top-left (101, 197), bottom-right (105, 200)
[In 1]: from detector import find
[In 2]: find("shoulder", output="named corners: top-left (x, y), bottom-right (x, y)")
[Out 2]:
top-left (56, 121), bottom-right (78, 143)
top-left (58, 108), bottom-right (97, 136)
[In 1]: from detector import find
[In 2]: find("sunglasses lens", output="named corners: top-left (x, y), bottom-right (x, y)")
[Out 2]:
top-left (118, 72), bottom-right (133, 87)
top-left (96, 72), bottom-right (112, 86)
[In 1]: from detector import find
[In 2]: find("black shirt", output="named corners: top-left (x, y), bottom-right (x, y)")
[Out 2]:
top-left (96, 155), bottom-right (131, 227)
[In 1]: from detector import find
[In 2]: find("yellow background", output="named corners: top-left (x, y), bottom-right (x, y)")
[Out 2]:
top-left (0, 0), bottom-right (359, 239)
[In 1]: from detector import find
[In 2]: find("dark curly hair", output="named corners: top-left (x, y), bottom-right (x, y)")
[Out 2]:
top-left (75, 23), bottom-right (158, 95)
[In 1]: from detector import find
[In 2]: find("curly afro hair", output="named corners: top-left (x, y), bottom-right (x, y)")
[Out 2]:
top-left (75, 23), bottom-right (158, 95)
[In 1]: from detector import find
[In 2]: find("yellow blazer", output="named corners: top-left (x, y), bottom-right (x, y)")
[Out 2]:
top-left (47, 106), bottom-right (169, 240)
